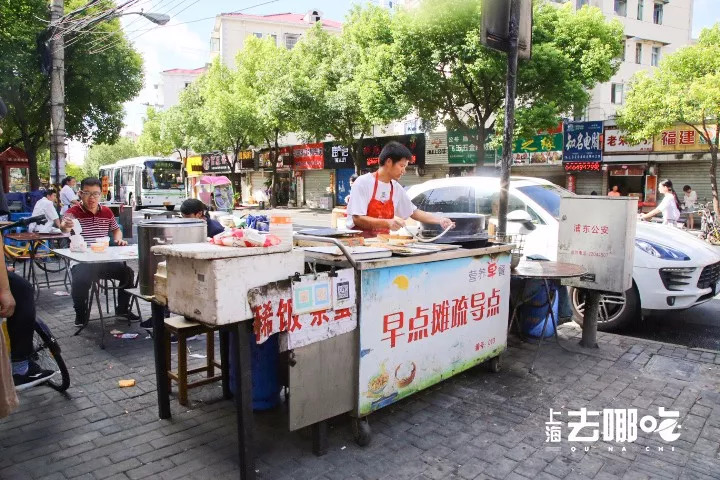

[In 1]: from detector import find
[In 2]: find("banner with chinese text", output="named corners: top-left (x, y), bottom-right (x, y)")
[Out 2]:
top-left (603, 129), bottom-right (652, 154)
top-left (447, 130), bottom-right (495, 165)
top-left (259, 147), bottom-right (293, 169)
top-left (563, 121), bottom-right (603, 162)
top-left (509, 132), bottom-right (563, 166)
top-left (360, 134), bottom-right (425, 168)
top-left (236, 150), bottom-right (255, 170)
top-left (358, 253), bottom-right (510, 416)
top-left (653, 126), bottom-right (714, 152)
top-left (292, 143), bottom-right (324, 170)
top-left (202, 152), bottom-right (233, 174)
top-left (323, 142), bottom-right (354, 169)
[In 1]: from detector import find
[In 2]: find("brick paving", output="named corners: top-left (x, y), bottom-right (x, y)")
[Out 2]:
top-left (2, 267), bottom-right (720, 480)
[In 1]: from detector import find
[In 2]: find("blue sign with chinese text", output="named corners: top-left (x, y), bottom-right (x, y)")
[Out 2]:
top-left (563, 121), bottom-right (603, 163)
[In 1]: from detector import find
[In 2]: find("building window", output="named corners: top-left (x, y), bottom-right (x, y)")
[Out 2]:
top-left (253, 32), bottom-right (263, 39)
top-left (635, 43), bottom-right (642, 64)
top-left (637, 0), bottom-right (644, 20)
top-left (614, 0), bottom-right (627, 16)
top-left (651, 46), bottom-right (661, 66)
top-left (211, 37), bottom-right (219, 52)
top-left (184, 82), bottom-right (191, 88)
top-left (611, 83), bottom-right (624, 105)
top-left (270, 34), bottom-right (277, 45)
top-left (576, 0), bottom-right (589, 7)
top-left (285, 34), bottom-right (300, 50)
top-left (622, 42), bottom-right (626, 61)
top-left (653, 2), bottom-right (663, 24)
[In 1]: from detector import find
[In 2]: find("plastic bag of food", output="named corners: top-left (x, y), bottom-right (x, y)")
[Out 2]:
top-left (211, 228), bottom-right (281, 248)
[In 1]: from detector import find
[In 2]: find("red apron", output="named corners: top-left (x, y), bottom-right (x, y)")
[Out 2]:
top-left (359, 173), bottom-right (395, 238)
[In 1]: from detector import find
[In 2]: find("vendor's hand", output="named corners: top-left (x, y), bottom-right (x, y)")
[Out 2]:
top-left (0, 288), bottom-right (16, 318)
top-left (637, 214), bottom-right (646, 221)
top-left (61, 217), bottom-right (74, 230)
top-left (115, 239), bottom-right (128, 247)
top-left (439, 217), bottom-right (455, 230)
top-left (386, 218), bottom-right (406, 231)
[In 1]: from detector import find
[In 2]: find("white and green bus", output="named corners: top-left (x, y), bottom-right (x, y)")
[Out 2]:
top-left (99, 157), bottom-right (186, 210)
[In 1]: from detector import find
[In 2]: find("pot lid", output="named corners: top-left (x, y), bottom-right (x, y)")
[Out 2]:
top-left (139, 218), bottom-right (205, 227)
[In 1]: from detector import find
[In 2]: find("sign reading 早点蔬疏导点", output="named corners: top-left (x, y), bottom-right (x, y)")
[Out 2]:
top-left (563, 121), bottom-right (603, 163)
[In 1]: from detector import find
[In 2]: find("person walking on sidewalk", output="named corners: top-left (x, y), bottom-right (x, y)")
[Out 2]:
top-left (683, 185), bottom-right (698, 229)
top-left (60, 177), bottom-right (139, 326)
top-left (640, 179), bottom-right (681, 226)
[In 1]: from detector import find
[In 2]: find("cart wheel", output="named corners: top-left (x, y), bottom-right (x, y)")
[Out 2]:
top-left (352, 417), bottom-right (372, 447)
top-left (489, 355), bottom-right (501, 373)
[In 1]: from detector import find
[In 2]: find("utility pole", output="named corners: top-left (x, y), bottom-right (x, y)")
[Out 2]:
top-left (50, 0), bottom-right (66, 186)
top-left (496, 0), bottom-right (520, 237)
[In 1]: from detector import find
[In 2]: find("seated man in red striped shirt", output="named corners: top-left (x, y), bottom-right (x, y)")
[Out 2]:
top-left (60, 178), bottom-right (139, 326)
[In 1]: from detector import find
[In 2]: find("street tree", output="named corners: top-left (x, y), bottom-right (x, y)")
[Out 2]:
top-left (0, 0), bottom-right (142, 189)
top-left (392, 0), bottom-right (624, 166)
top-left (159, 78), bottom-right (212, 164)
top-left (137, 107), bottom-right (173, 157)
top-left (235, 37), bottom-right (295, 206)
top-left (618, 24), bottom-right (720, 216)
top-left (291, 7), bottom-right (410, 171)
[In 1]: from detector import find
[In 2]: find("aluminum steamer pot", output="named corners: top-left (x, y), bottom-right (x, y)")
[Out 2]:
top-left (419, 212), bottom-right (489, 244)
top-left (137, 218), bottom-right (207, 295)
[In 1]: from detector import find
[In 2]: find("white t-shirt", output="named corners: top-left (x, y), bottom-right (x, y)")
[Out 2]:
top-left (683, 190), bottom-right (697, 210)
top-left (60, 185), bottom-right (76, 215)
top-left (658, 193), bottom-right (681, 224)
top-left (30, 196), bottom-right (59, 232)
top-left (346, 173), bottom-right (417, 229)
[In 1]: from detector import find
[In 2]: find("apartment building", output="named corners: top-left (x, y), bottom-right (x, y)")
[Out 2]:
top-left (154, 67), bottom-right (207, 111)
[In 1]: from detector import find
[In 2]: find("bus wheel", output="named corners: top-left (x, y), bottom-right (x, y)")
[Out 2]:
top-left (165, 205), bottom-right (175, 211)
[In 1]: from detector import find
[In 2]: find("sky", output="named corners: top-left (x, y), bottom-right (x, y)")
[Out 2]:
top-left (115, 0), bottom-right (720, 137)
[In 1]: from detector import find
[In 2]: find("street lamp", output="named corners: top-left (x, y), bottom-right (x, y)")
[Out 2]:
top-left (49, 1), bottom-right (170, 185)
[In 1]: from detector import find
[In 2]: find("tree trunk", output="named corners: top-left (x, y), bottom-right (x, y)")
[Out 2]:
top-left (23, 139), bottom-right (40, 191)
top-left (474, 126), bottom-right (487, 170)
top-left (271, 135), bottom-right (279, 208)
top-left (710, 146), bottom-right (719, 217)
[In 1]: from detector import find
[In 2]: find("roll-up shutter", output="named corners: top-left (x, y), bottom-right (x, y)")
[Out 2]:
top-left (304, 170), bottom-right (332, 209)
top-left (249, 172), bottom-right (268, 201)
top-left (575, 172), bottom-right (603, 195)
top-left (659, 161), bottom-right (713, 205)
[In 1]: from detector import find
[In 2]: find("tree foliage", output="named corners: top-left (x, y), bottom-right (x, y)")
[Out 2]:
top-left (618, 24), bottom-right (720, 215)
top-left (0, 0), bottom-right (143, 189)
top-left (392, 0), bottom-right (624, 165)
top-left (83, 137), bottom-right (139, 178)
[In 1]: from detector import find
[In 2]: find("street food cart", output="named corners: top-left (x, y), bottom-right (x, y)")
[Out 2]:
top-left (194, 175), bottom-right (234, 211)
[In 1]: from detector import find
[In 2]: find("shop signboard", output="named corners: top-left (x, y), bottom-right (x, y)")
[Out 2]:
top-left (235, 149), bottom-right (255, 170)
top-left (259, 147), bottom-right (293, 170)
top-left (653, 125), bottom-right (715, 153)
top-left (563, 121), bottom-right (603, 162)
top-left (292, 143), bottom-right (324, 170)
top-left (510, 132), bottom-right (563, 165)
top-left (447, 130), bottom-right (495, 165)
top-left (358, 253), bottom-right (510, 416)
top-left (360, 134), bottom-right (425, 168)
top-left (603, 128), bottom-right (652, 154)
top-left (425, 132), bottom-right (448, 165)
top-left (644, 175), bottom-right (658, 205)
top-left (563, 162), bottom-right (601, 172)
top-left (186, 155), bottom-right (204, 177)
top-left (202, 152), bottom-right (233, 174)
top-left (323, 142), bottom-right (355, 169)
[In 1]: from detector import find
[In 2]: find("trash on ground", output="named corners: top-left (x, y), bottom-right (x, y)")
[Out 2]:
top-left (118, 379), bottom-right (135, 388)
top-left (53, 291), bottom-right (70, 296)
top-left (114, 333), bottom-right (139, 339)
top-left (110, 329), bottom-right (123, 335)
top-left (189, 353), bottom-right (207, 359)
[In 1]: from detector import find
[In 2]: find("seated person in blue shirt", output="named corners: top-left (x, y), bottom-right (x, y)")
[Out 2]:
top-left (180, 199), bottom-right (225, 238)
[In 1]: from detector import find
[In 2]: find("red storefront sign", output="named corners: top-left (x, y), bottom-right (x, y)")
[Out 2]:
top-left (564, 162), bottom-right (601, 172)
top-left (292, 143), bottom-right (324, 170)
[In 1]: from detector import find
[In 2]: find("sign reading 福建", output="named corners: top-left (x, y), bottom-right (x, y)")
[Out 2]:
top-left (292, 143), bottom-right (324, 170)
top-left (603, 129), bottom-right (652, 154)
top-left (563, 121), bottom-right (603, 163)
top-left (248, 271), bottom-right (358, 350)
top-left (653, 125), bottom-right (715, 153)
top-left (358, 253), bottom-right (510, 416)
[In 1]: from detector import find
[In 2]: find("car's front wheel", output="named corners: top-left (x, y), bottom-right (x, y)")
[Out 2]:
top-left (570, 284), bottom-right (640, 332)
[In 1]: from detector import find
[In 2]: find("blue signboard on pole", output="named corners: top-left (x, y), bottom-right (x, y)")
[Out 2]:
top-left (563, 121), bottom-right (603, 162)
top-left (335, 168), bottom-right (355, 206)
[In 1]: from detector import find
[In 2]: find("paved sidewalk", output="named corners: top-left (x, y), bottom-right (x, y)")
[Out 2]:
top-left (1, 281), bottom-right (720, 480)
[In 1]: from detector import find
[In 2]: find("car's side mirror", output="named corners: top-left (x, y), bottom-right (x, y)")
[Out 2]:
top-left (507, 209), bottom-right (536, 232)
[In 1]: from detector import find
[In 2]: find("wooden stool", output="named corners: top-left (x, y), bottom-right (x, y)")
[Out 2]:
top-left (164, 315), bottom-right (223, 406)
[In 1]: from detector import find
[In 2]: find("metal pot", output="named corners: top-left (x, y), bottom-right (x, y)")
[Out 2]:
top-left (137, 218), bottom-right (207, 295)
top-left (419, 212), bottom-right (488, 244)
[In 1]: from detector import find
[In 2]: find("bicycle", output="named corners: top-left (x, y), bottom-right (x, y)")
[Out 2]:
top-left (1, 214), bottom-right (70, 392)
top-left (697, 202), bottom-right (720, 245)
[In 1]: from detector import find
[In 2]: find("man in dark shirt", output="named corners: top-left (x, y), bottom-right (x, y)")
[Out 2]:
top-left (60, 177), bottom-right (138, 326)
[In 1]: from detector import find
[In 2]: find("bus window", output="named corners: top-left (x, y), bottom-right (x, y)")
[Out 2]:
top-left (144, 160), bottom-right (182, 190)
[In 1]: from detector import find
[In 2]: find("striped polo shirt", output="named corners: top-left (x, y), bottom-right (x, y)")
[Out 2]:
top-left (66, 204), bottom-right (119, 243)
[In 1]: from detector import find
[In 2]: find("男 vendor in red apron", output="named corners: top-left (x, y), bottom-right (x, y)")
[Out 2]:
top-left (346, 141), bottom-right (454, 237)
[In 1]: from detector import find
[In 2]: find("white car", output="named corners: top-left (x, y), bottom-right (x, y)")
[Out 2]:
top-left (406, 176), bottom-right (720, 331)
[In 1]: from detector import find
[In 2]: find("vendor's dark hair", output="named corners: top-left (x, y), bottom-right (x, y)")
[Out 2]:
top-left (45, 188), bottom-right (57, 197)
top-left (660, 179), bottom-right (681, 210)
top-left (379, 141), bottom-right (413, 165)
top-left (61, 176), bottom-right (75, 187)
top-left (80, 177), bottom-right (101, 189)
top-left (350, 174), bottom-right (358, 183)
top-left (181, 198), bottom-right (209, 218)
top-left (683, 185), bottom-right (691, 192)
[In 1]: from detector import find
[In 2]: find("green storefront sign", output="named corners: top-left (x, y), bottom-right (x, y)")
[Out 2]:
top-left (447, 130), bottom-right (496, 165)
top-left (511, 132), bottom-right (563, 165)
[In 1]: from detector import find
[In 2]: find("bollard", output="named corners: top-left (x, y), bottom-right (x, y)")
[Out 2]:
top-left (580, 290), bottom-right (600, 349)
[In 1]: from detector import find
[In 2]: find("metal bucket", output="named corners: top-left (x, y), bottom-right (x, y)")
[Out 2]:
top-left (137, 218), bottom-right (206, 295)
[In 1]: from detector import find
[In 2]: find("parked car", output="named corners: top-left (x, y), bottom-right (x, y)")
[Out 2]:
top-left (406, 176), bottom-right (720, 331)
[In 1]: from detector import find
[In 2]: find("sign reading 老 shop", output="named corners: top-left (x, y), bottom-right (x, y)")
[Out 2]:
top-left (603, 129), bottom-right (652, 154)
top-left (358, 253), bottom-right (510, 416)
top-left (563, 121), bottom-right (603, 163)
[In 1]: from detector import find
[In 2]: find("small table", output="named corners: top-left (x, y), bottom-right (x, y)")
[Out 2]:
top-left (53, 245), bottom-right (139, 348)
top-left (5, 232), bottom-right (70, 299)
top-left (510, 260), bottom-right (587, 373)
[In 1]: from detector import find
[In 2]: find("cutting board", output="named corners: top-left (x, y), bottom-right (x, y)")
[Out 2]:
top-left (302, 246), bottom-right (392, 261)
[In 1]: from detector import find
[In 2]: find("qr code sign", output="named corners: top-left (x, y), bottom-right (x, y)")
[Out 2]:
top-left (336, 281), bottom-right (350, 301)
